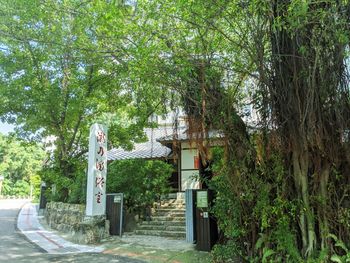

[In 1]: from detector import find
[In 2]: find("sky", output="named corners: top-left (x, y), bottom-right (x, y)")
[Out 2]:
top-left (0, 122), bottom-right (15, 135)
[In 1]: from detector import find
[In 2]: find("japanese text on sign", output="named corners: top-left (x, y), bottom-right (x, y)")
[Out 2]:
top-left (86, 124), bottom-right (108, 216)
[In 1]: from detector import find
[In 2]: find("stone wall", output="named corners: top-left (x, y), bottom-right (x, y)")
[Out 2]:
top-left (45, 202), bottom-right (109, 244)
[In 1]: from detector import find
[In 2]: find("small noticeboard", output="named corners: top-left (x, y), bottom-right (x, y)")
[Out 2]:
top-left (114, 195), bottom-right (122, 203)
top-left (196, 191), bottom-right (208, 208)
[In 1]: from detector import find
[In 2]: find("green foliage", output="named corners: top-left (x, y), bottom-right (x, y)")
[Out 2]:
top-left (66, 170), bottom-right (86, 204)
top-left (211, 240), bottom-right (241, 263)
top-left (305, 249), bottom-right (331, 263)
top-left (40, 158), bottom-right (86, 204)
top-left (209, 147), bottom-right (243, 259)
top-left (0, 0), bottom-right (163, 196)
top-left (328, 234), bottom-right (350, 263)
top-left (0, 134), bottom-right (45, 181)
top-left (107, 159), bottom-right (173, 212)
top-left (2, 179), bottom-right (30, 197)
top-left (0, 134), bottom-right (44, 198)
top-left (209, 143), bottom-right (302, 262)
top-left (0, 0), bottom-right (349, 261)
top-left (30, 174), bottom-right (42, 201)
top-left (250, 222), bottom-right (301, 262)
top-left (252, 151), bottom-right (301, 261)
top-left (11, 180), bottom-right (31, 196)
top-left (338, 208), bottom-right (350, 230)
top-left (210, 172), bottom-right (243, 240)
top-left (39, 167), bottom-right (68, 202)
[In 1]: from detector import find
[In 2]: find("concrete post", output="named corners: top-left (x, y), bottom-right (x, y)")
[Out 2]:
top-left (86, 123), bottom-right (108, 217)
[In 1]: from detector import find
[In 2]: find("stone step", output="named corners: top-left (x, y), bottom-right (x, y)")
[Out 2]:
top-left (167, 225), bottom-right (186, 232)
top-left (151, 216), bottom-right (185, 222)
top-left (158, 198), bottom-right (184, 203)
top-left (134, 229), bottom-right (186, 239)
top-left (134, 199), bottom-right (187, 239)
top-left (156, 206), bottom-right (185, 211)
top-left (153, 211), bottom-right (185, 217)
top-left (136, 224), bottom-right (186, 232)
top-left (140, 220), bottom-right (185, 226)
top-left (155, 208), bottom-right (185, 213)
top-left (159, 201), bottom-right (185, 206)
top-left (156, 200), bottom-right (185, 206)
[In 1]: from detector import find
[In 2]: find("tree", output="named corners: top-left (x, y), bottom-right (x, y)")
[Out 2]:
top-left (264, 1), bottom-right (350, 256)
top-left (1, 0), bottom-right (349, 260)
top-left (0, 0), bottom-right (160, 201)
top-left (0, 133), bottom-right (45, 198)
top-left (124, 0), bottom-right (350, 260)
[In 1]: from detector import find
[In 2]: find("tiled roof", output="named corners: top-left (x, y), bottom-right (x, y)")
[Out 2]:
top-left (157, 129), bottom-right (224, 143)
top-left (107, 127), bottom-right (175, 161)
top-left (107, 126), bottom-right (223, 161)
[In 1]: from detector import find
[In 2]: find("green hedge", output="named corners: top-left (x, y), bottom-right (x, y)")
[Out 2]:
top-left (107, 159), bottom-right (173, 213)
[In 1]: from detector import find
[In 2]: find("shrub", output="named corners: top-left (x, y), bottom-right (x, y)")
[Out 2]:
top-left (211, 240), bottom-right (242, 263)
top-left (2, 179), bottom-right (30, 197)
top-left (67, 170), bottom-right (86, 204)
top-left (107, 159), bottom-right (173, 213)
top-left (30, 174), bottom-right (42, 201)
top-left (209, 145), bottom-right (302, 262)
top-left (40, 158), bottom-right (87, 204)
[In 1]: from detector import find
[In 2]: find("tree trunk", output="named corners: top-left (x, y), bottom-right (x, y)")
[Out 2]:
top-left (292, 150), bottom-right (316, 257)
top-left (319, 162), bottom-right (330, 250)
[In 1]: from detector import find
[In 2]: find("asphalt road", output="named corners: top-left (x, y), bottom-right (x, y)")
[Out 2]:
top-left (0, 199), bottom-right (144, 263)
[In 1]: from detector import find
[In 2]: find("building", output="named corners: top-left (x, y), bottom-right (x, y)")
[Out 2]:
top-left (107, 121), bottom-right (223, 196)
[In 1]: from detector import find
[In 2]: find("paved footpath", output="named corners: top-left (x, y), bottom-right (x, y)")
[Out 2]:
top-left (1, 199), bottom-right (143, 262)
top-left (14, 200), bottom-right (208, 263)
top-left (17, 202), bottom-right (104, 254)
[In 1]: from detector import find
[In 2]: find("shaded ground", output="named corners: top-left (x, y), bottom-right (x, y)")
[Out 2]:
top-left (101, 234), bottom-right (210, 263)
top-left (38, 207), bottom-right (210, 263)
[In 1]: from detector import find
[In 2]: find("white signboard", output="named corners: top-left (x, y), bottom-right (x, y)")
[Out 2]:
top-left (86, 123), bottom-right (107, 216)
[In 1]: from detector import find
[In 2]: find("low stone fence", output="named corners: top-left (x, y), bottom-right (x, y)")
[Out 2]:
top-left (0, 195), bottom-right (31, 199)
top-left (45, 202), bottom-right (109, 244)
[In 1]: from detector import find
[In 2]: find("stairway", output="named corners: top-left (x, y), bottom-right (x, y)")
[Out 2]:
top-left (134, 199), bottom-right (186, 239)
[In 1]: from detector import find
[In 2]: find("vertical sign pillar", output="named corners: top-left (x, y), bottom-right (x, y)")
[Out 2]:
top-left (86, 123), bottom-right (108, 216)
